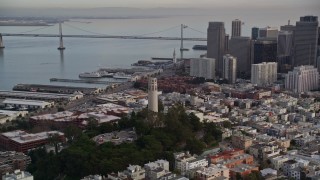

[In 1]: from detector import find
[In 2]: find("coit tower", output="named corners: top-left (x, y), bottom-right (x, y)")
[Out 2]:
top-left (148, 77), bottom-right (158, 113)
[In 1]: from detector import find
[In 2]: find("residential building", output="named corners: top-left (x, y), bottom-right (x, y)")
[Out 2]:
top-left (0, 151), bottom-right (31, 175)
top-left (293, 16), bottom-right (319, 67)
top-left (195, 164), bottom-right (229, 180)
top-left (251, 62), bottom-right (277, 86)
top-left (2, 169), bottom-right (33, 180)
top-left (123, 165), bottom-right (145, 180)
top-left (229, 37), bottom-right (252, 77)
top-left (190, 58), bottom-right (216, 79)
top-left (229, 164), bottom-right (259, 180)
top-left (282, 160), bottom-right (300, 179)
top-left (285, 65), bottom-right (319, 93)
top-left (144, 160), bottom-right (170, 180)
top-left (174, 152), bottom-right (208, 176)
top-left (222, 54), bottom-right (237, 84)
top-left (207, 22), bottom-right (226, 76)
top-left (232, 19), bottom-right (241, 37)
top-left (231, 134), bottom-right (253, 150)
top-left (209, 149), bottom-right (254, 169)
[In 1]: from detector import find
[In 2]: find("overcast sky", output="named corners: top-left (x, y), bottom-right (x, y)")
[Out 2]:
top-left (1, 0), bottom-right (320, 8)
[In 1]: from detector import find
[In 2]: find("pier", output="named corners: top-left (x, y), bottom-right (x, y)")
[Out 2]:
top-left (50, 78), bottom-right (124, 84)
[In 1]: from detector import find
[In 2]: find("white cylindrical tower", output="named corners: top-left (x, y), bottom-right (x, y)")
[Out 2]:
top-left (148, 77), bottom-right (158, 113)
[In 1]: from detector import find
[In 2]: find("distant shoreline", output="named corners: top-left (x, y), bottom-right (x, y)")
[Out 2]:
top-left (0, 23), bottom-right (51, 26)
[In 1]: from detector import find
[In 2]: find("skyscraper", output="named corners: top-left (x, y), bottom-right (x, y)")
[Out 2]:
top-left (285, 65), bottom-right (319, 93)
top-left (253, 40), bottom-right (277, 64)
top-left (148, 78), bottom-right (158, 113)
top-left (251, 62), bottom-right (277, 86)
top-left (207, 22), bottom-right (226, 76)
top-left (251, 27), bottom-right (259, 40)
top-left (293, 16), bottom-right (319, 66)
top-left (259, 27), bottom-right (278, 39)
top-left (190, 58), bottom-right (216, 79)
top-left (223, 54), bottom-right (237, 84)
top-left (225, 34), bottom-right (230, 53)
top-left (277, 31), bottom-right (294, 73)
top-left (232, 19), bottom-right (241, 37)
top-left (229, 37), bottom-right (252, 77)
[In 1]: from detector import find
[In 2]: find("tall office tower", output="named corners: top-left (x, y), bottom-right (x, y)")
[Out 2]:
top-left (225, 34), bottom-right (230, 53)
top-left (259, 27), bottom-right (279, 38)
top-left (251, 27), bottom-right (259, 40)
top-left (251, 62), bottom-right (277, 86)
top-left (232, 19), bottom-right (242, 37)
top-left (285, 66), bottom-right (319, 93)
top-left (229, 37), bottom-right (252, 77)
top-left (293, 16), bottom-right (319, 67)
top-left (253, 40), bottom-right (277, 64)
top-left (148, 78), bottom-right (158, 113)
top-left (277, 31), bottom-right (294, 73)
top-left (207, 22), bottom-right (225, 76)
top-left (278, 31), bottom-right (293, 56)
top-left (223, 54), bottom-right (237, 84)
top-left (190, 58), bottom-right (216, 79)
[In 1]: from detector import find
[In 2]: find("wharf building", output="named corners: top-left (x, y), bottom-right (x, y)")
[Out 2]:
top-left (12, 84), bottom-right (102, 95)
top-left (285, 65), bottom-right (319, 93)
top-left (277, 31), bottom-right (294, 73)
top-left (207, 22), bottom-right (226, 76)
top-left (293, 16), bottom-right (319, 67)
top-left (232, 19), bottom-right (242, 37)
top-left (251, 62), bottom-right (277, 86)
top-left (0, 130), bottom-right (65, 153)
top-left (190, 58), bottom-right (216, 80)
top-left (0, 90), bottom-right (83, 102)
top-left (229, 37), bottom-right (252, 77)
top-left (222, 54), bottom-right (237, 84)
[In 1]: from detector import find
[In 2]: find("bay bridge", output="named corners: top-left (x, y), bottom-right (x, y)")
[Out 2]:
top-left (0, 22), bottom-right (207, 52)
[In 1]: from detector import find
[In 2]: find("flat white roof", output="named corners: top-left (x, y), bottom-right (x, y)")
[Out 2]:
top-left (0, 90), bottom-right (81, 100)
top-left (3, 98), bottom-right (51, 106)
top-left (1, 130), bottom-right (64, 144)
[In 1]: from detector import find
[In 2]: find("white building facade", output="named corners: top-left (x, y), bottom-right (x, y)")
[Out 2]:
top-left (222, 54), bottom-right (237, 84)
top-left (285, 65), bottom-right (319, 93)
top-left (251, 62), bottom-right (277, 86)
top-left (190, 58), bottom-right (216, 79)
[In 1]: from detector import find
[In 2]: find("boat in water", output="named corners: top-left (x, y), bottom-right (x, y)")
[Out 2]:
top-left (99, 71), bottom-right (114, 78)
top-left (79, 72), bottom-right (101, 78)
top-left (113, 72), bottom-right (132, 79)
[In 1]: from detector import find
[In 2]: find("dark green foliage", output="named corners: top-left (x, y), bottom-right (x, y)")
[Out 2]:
top-left (28, 104), bottom-right (224, 179)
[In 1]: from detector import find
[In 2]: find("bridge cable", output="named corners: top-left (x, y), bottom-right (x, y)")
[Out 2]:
top-left (186, 26), bottom-right (206, 35)
top-left (17, 26), bottom-right (53, 34)
top-left (63, 23), bottom-right (108, 35)
top-left (133, 25), bottom-right (181, 37)
top-left (64, 22), bottom-right (181, 37)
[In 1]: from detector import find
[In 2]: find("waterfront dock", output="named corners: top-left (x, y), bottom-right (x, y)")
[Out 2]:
top-left (13, 84), bottom-right (103, 95)
top-left (50, 78), bottom-right (124, 85)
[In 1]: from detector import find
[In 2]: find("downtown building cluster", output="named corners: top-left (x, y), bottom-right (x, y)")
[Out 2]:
top-left (189, 15), bottom-right (320, 94)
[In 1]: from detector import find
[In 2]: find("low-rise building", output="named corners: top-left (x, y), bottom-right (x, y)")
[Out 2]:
top-left (0, 130), bottom-right (65, 153)
top-left (195, 164), bottom-right (229, 180)
top-left (0, 151), bottom-right (31, 175)
top-left (2, 169), bottom-right (33, 180)
top-left (174, 152), bottom-right (208, 176)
